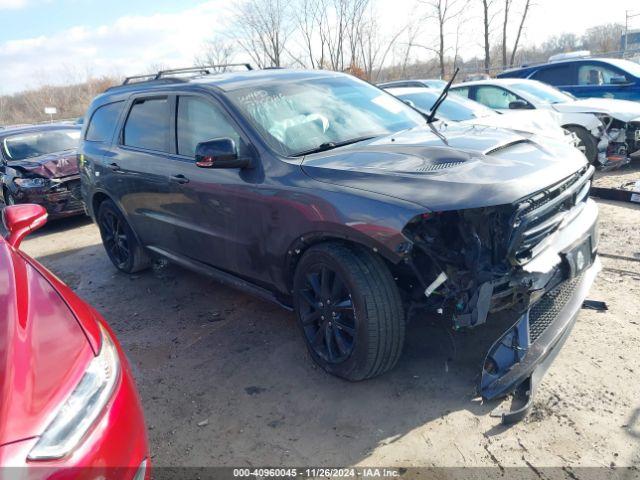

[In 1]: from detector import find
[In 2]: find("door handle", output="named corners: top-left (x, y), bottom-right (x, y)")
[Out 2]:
top-left (107, 162), bottom-right (121, 171)
top-left (169, 174), bottom-right (189, 184)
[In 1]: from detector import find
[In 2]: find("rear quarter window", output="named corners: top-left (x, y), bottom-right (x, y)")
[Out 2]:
top-left (85, 101), bottom-right (124, 142)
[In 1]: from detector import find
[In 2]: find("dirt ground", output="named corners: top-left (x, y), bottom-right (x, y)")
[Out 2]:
top-left (15, 166), bottom-right (640, 473)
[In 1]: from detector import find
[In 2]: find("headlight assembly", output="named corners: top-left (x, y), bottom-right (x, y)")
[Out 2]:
top-left (27, 324), bottom-right (120, 461)
top-left (14, 177), bottom-right (50, 189)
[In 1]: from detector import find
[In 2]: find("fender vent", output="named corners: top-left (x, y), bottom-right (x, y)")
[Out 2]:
top-left (485, 139), bottom-right (531, 156)
top-left (414, 160), bottom-right (465, 172)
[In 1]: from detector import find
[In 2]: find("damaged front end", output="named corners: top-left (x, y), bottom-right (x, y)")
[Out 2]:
top-left (595, 116), bottom-right (637, 170)
top-left (401, 165), bottom-right (600, 423)
top-left (6, 153), bottom-right (85, 218)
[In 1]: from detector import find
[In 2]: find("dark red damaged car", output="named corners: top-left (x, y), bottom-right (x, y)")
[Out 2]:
top-left (0, 124), bottom-right (85, 218)
top-left (0, 204), bottom-right (149, 478)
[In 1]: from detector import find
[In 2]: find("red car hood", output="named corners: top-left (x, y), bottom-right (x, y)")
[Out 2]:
top-left (7, 150), bottom-right (79, 179)
top-left (0, 239), bottom-right (94, 446)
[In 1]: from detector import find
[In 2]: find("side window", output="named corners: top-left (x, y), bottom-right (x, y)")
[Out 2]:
top-left (578, 63), bottom-right (627, 85)
top-left (531, 65), bottom-right (574, 85)
top-left (123, 97), bottom-right (171, 152)
top-left (176, 96), bottom-right (242, 157)
top-left (475, 86), bottom-right (519, 109)
top-left (85, 102), bottom-right (124, 142)
top-left (450, 87), bottom-right (470, 98)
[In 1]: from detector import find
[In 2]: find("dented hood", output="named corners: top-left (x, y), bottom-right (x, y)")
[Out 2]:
top-left (301, 124), bottom-right (588, 211)
top-left (8, 149), bottom-right (79, 178)
top-left (462, 110), bottom-right (568, 142)
top-left (552, 98), bottom-right (640, 123)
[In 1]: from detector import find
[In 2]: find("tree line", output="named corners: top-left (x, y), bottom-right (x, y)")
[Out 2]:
top-left (0, 0), bottom-right (628, 126)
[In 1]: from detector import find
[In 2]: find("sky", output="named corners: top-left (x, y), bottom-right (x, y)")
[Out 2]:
top-left (0, 0), bottom-right (639, 94)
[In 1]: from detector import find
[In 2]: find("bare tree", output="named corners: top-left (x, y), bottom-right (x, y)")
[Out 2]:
top-left (294, 0), bottom-right (325, 68)
top-left (231, 0), bottom-right (292, 68)
top-left (509, 0), bottom-right (532, 67)
top-left (480, 0), bottom-right (497, 74)
top-left (195, 36), bottom-right (236, 70)
top-left (357, 8), bottom-right (408, 81)
top-left (501, 0), bottom-right (511, 68)
top-left (581, 23), bottom-right (625, 53)
top-left (416, 0), bottom-right (466, 79)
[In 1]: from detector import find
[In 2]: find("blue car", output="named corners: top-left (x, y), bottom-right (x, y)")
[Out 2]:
top-left (497, 57), bottom-right (640, 101)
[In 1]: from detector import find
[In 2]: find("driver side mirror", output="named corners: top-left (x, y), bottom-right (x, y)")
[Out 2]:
top-left (195, 138), bottom-right (250, 169)
top-left (2, 204), bottom-right (48, 248)
top-left (508, 100), bottom-right (532, 110)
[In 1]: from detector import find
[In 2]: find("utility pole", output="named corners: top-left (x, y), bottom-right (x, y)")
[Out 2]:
top-left (624, 10), bottom-right (640, 56)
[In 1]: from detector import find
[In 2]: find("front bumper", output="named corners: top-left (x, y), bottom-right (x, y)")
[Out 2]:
top-left (13, 177), bottom-right (85, 219)
top-left (479, 256), bottom-right (600, 423)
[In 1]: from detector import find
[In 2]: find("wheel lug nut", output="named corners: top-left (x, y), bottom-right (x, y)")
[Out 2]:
top-left (319, 302), bottom-right (324, 307)
top-left (321, 315), bottom-right (325, 320)
top-left (327, 299), bottom-right (331, 305)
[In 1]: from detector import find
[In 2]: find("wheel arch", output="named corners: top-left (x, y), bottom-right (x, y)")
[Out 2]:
top-left (281, 229), bottom-right (407, 294)
top-left (91, 190), bottom-right (146, 249)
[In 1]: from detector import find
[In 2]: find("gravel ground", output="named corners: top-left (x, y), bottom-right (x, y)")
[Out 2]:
top-left (15, 165), bottom-right (640, 473)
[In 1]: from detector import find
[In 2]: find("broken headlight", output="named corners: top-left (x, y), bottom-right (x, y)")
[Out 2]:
top-left (14, 177), bottom-right (50, 189)
top-left (27, 324), bottom-right (120, 460)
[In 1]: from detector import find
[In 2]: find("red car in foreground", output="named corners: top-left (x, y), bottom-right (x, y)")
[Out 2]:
top-left (0, 204), bottom-right (149, 479)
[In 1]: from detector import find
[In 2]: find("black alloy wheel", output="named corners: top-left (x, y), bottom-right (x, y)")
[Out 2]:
top-left (97, 199), bottom-right (150, 273)
top-left (99, 208), bottom-right (131, 270)
top-left (298, 265), bottom-right (357, 364)
top-left (293, 242), bottom-right (405, 381)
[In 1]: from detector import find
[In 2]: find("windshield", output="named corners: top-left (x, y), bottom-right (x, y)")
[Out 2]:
top-left (396, 90), bottom-right (496, 121)
top-left (3, 129), bottom-right (80, 161)
top-left (227, 76), bottom-right (425, 156)
top-left (510, 81), bottom-right (572, 104)
top-left (605, 58), bottom-right (640, 78)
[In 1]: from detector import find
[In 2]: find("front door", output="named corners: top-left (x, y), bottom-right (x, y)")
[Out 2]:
top-left (164, 94), bottom-right (265, 278)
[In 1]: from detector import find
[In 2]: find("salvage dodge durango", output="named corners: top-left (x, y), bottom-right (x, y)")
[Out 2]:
top-left (79, 66), bottom-right (600, 423)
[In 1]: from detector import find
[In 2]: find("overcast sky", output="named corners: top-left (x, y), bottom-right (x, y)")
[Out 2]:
top-left (0, 0), bottom-right (639, 94)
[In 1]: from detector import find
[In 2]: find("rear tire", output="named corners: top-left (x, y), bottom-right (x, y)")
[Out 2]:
top-left (293, 242), bottom-right (405, 381)
top-left (565, 126), bottom-right (598, 164)
top-left (97, 199), bottom-right (150, 273)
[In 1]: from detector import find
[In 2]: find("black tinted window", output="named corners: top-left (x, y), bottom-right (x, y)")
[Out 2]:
top-left (176, 96), bottom-right (241, 157)
top-left (86, 102), bottom-right (123, 142)
top-left (531, 65), bottom-right (574, 85)
top-left (123, 97), bottom-right (171, 152)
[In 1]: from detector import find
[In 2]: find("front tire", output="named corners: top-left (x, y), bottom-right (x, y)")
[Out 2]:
top-left (565, 125), bottom-right (598, 164)
top-left (293, 242), bottom-right (405, 381)
top-left (97, 199), bottom-right (150, 273)
top-left (3, 188), bottom-right (16, 206)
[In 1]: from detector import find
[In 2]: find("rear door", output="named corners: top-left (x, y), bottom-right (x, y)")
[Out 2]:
top-left (529, 63), bottom-right (577, 91)
top-left (109, 94), bottom-right (185, 250)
